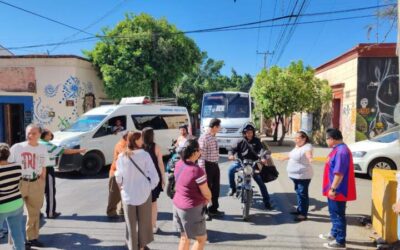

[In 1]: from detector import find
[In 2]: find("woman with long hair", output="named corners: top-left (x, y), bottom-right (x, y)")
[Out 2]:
top-left (142, 127), bottom-right (165, 233)
top-left (115, 131), bottom-right (159, 250)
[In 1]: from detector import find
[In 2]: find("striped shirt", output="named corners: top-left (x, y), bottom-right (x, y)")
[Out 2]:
top-left (39, 139), bottom-right (64, 167)
top-left (198, 131), bottom-right (219, 169)
top-left (0, 163), bottom-right (22, 211)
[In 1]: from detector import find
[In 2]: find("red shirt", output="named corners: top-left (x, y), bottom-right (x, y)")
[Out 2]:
top-left (173, 160), bottom-right (207, 209)
top-left (322, 144), bottom-right (356, 201)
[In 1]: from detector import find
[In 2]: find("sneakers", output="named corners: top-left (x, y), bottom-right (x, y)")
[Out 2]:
top-left (319, 233), bottom-right (335, 241)
top-left (47, 212), bottom-right (61, 219)
top-left (227, 189), bottom-right (236, 196)
top-left (208, 210), bottom-right (225, 216)
top-left (26, 239), bottom-right (44, 247)
top-left (323, 240), bottom-right (346, 249)
top-left (293, 215), bottom-right (307, 222)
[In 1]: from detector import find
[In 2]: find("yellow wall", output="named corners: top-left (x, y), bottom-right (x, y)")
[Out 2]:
top-left (316, 58), bottom-right (358, 144)
top-left (0, 57), bottom-right (106, 132)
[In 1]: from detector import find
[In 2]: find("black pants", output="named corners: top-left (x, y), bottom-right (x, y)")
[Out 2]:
top-left (45, 167), bottom-right (56, 217)
top-left (205, 161), bottom-right (220, 212)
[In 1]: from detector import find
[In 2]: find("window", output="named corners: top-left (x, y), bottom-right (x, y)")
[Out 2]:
top-left (132, 115), bottom-right (188, 130)
top-left (370, 131), bottom-right (399, 143)
top-left (93, 115), bottom-right (127, 138)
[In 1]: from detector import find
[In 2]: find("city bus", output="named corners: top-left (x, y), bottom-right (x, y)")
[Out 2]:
top-left (200, 91), bottom-right (253, 149)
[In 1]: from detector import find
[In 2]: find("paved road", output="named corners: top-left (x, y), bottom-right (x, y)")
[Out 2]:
top-left (1, 155), bottom-right (375, 250)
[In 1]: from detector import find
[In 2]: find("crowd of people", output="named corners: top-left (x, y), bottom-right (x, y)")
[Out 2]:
top-left (0, 119), bottom-right (360, 250)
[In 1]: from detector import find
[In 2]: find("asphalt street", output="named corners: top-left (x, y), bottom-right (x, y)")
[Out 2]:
top-left (1, 155), bottom-right (376, 250)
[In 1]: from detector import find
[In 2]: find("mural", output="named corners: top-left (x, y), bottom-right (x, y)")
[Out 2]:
top-left (44, 84), bottom-right (60, 98)
top-left (342, 103), bottom-right (357, 142)
top-left (356, 58), bottom-right (399, 140)
top-left (33, 97), bottom-right (54, 125)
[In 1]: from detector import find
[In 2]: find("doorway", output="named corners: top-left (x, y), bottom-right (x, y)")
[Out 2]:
top-left (1, 104), bottom-right (25, 145)
top-left (332, 99), bottom-right (341, 129)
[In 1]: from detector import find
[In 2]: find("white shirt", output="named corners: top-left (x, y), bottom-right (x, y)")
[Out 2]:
top-left (287, 143), bottom-right (313, 179)
top-left (115, 149), bottom-right (160, 206)
top-left (8, 141), bottom-right (50, 180)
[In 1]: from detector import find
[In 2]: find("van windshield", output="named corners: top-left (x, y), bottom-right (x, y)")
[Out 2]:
top-left (65, 115), bottom-right (106, 132)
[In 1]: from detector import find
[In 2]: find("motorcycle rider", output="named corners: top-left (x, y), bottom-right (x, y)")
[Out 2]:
top-left (175, 124), bottom-right (194, 152)
top-left (227, 122), bottom-right (273, 210)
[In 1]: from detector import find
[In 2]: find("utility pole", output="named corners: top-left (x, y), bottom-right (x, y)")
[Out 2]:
top-left (256, 50), bottom-right (273, 136)
top-left (256, 50), bottom-right (273, 69)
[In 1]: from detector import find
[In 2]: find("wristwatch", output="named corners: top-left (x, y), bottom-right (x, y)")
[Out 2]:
top-left (330, 187), bottom-right (337, 192)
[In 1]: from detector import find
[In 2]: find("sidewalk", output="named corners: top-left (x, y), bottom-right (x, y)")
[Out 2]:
top-left (262, 137), bottom-right (331, 163)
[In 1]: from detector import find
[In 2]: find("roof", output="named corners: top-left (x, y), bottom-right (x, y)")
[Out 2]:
top-left (0, 54), bottom-right (90, 62)
top-left (315, 43), bottom-right (397, 74)
top-left (0, 45), bottom-right (13, 56)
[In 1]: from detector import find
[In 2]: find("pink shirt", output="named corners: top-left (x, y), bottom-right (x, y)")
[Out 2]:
top-left (173, 160), bottom-right (207, 210)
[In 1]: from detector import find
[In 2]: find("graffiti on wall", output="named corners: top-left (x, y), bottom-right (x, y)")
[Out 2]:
top-left (356, 58), bottom-right (399, 141)
top-left (342, 103), bottom-right (356, 142)
top-left (33, 97), bottom-right (54, 125)
top-left (44, 84), bottom-right (61, 98)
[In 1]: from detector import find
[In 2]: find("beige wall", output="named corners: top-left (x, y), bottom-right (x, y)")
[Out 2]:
top-left (0, 57), bottom-right (106, 132)
top-left (316, 58), bottom-right (358, 144)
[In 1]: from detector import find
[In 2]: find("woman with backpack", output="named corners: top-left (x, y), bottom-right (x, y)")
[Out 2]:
top-left (173, 139), bottom-right (211, 250)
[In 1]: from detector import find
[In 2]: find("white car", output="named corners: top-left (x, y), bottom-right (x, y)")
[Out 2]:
top-left (349, 130), bottom-right (400, 178)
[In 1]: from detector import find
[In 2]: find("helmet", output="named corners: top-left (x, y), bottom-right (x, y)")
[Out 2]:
top-left (242, 122), bottom-right (256, 134)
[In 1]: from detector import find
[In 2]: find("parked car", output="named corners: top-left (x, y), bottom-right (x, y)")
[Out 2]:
top-left (349, 130), bottom-right (400, 178)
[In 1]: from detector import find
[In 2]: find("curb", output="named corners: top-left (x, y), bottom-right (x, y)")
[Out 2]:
top-left (271, 153), bottom-right (326, 163)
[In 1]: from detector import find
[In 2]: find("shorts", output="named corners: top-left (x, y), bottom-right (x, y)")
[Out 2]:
top-left (173, 204), bottom-right (206, 239)
top-left (152, 185), bottom-right (163, 202)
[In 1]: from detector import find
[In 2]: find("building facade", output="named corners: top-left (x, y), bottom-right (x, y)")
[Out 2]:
top-left (313, 43), bottom-right (399, 144)
top-left (0, 55), bottom-right (107, 145)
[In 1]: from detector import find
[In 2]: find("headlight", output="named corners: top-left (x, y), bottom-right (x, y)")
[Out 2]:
top-left (243, 165), bottom-right (253, 175)
top-left (352, 151), bottom-right (367, 158)
top-left (60, 137), bottom-right (80, 149)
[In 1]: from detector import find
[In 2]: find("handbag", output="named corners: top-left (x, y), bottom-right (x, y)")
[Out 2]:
top-left (260, 165), bottom-right (279, 183)
top-left (166, 163), bottom-right (187, 199)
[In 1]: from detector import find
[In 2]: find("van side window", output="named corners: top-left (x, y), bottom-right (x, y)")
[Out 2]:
top-left (93, 115), bottom-right (127, 138)
top-left (131, 115), bottom-right (188, 130)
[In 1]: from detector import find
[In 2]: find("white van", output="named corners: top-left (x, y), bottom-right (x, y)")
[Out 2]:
top-left (52, 104), bottom-right (191, 175)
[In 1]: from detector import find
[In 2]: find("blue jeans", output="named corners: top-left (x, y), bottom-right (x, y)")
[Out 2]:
top-left (290, 178), bottom-right (311, 216)
top-left (0, 206), bottom-right (24, 250)
top-left (328, 199), bottom-right (347, 245)
top-left (228, 161), bottom-right (270, 204)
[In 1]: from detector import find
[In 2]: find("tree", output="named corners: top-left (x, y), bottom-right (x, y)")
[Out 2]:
top-left (85, 13), bottom-right (201, 99)
top-left (251, 60), bottom-right (331, 145)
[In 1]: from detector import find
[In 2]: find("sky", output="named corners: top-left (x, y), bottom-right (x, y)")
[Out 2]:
top-left (0, 0), bottom-right (397, 76)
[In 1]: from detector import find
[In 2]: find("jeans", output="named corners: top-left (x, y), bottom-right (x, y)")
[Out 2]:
top-left (290, 178), bottom-right (311, 216)
top-left (228, 161), bottom-right (270, 205)
top-left (328, 199), bottom-right (347, 245)
top-left (0, 206), bottom-right (25, 250)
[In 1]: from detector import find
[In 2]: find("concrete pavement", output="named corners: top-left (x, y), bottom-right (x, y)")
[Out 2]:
top-left (0, 149), bottom-right (376, 250)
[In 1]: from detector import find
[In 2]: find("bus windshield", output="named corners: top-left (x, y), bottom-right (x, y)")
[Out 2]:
top-left (202, 93), bottom-right (250, 118)
top-left (65, 115), bottom-right (106, 132)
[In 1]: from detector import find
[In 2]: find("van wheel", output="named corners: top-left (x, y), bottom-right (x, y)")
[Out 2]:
top-left (80, 152), bottom-right (103, 176)
top-left (367, 158), bottom-right (397, 179)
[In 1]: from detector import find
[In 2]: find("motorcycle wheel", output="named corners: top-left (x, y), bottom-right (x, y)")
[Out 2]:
top-left (242, 189), bottom-right (252, 221)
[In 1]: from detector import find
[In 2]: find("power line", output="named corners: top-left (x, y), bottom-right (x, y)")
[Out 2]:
top-left (1, 3), bottom-right (394, 52)
top-left (2, 14), bottom-right (376, 52)
top-left (0, 0), bottom-right (96, 36)
top-left (49, 0), bottom-right (128, 53)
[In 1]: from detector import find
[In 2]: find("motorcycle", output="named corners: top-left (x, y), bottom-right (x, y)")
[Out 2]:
top-left (235, 150), bottom-right (271, 221)
top-left (166, 139), bottom-right (180, 174)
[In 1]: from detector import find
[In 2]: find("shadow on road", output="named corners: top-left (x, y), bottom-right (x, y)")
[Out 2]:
top-left (54, 214), bottom-right (124, 223)
top-left (39, 233), bottom-right (125, 249)
top-left (207, 229), bottom-right (266, 243)
top-left (55, 167), bottom-right (109, 180)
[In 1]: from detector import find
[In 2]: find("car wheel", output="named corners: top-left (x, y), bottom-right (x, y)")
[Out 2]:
top-left (80, 152), bottom-right (104, 176)
top-left (367, 158), bottom-right (397, 178)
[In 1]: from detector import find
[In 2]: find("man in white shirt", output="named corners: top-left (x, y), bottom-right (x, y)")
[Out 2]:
top-left (8, 124), bottom-right (49, 248)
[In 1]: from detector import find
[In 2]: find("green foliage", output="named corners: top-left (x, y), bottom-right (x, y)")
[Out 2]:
top-left (174, 53), bottom-right (253, 114)
top-left (85, 13), bottom-right (202, 99)
top-left (251, 60), bottom-right (331, 119)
